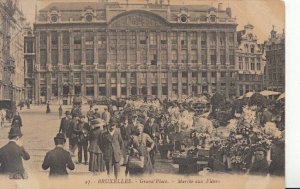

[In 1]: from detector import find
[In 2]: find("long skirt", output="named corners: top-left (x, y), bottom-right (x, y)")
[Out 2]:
top-left (89, 152), bottom-right (105, 173)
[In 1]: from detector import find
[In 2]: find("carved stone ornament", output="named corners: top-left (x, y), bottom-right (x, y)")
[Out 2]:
top-left (109, 12), bottom-right (165, 28)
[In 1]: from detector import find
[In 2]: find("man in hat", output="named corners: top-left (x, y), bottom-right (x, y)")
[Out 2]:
top-left (0, 127), bottom-right (30, 179)
top-left (59, 111), bottom-right (72, 138)
top-left (68, 114), bottom-right (80, 156)
top-left (86, 106), bottom-right (95, 125)
top-left (74, 115), bottom-right (90, 164)
top-left (249, 147), bottom-right (269, 176)
top-left (102, 107), bottom-right (111, 125)
top-left (93, 108), bottom-right (101, 119)
top-left (100, 119), bottom-right (123, 178)
top-left (42, 133), bottom-right (75, 177)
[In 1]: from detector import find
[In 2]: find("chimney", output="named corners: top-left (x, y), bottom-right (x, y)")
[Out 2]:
top-left (226, 7), bottom-right (232, 17)
top-left (218, 3), bottom-right (223, 11)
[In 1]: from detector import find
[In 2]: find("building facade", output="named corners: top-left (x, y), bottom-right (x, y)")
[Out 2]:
top-left (0, 0), bottom-right (26, 102)
top-left (236, 24), bottom-right (265, 96)
top-left (24, 23), bottom-right (35, 102)
top-left (264, 27), bottom-right (285, 92)
top-left (33, 1), bottom-right (238, 104)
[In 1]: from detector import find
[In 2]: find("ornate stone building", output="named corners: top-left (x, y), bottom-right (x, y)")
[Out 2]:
top-left (33, 1), bottom-right (238, 104)
top-left (236, 24), bottom-right (265, 96)
top-left (0, 0), bottom-right (26, 102)
top-left (264, 27), bottom-right (285, 92)
top-left (24, 23), bottom-right (35, 102)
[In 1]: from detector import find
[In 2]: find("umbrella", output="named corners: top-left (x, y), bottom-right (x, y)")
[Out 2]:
top-left (277, 93), bottom-right (285, 101)
top-left (238, 95), bottom-right (244, 100)
top-left (244, 91), bottom-right (254, 98)
top-left (259, 90), bottom-right (281, 96)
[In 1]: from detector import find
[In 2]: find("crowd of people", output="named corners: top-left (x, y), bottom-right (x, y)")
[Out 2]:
top-left (0, 92), bottom-right (285, 179)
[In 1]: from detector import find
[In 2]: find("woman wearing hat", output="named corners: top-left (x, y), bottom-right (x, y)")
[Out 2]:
top-left (42, 133), bottom-right (75, 177)
top-left (88, 119), bottom-right (105, 174)
top-left (0, 127), bottom-right (30, 179)
top-left (249, 147), bottom-right (269, 176)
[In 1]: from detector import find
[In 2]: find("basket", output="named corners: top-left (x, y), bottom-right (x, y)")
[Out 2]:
top-left (127, 156), bottom-right (144, 169)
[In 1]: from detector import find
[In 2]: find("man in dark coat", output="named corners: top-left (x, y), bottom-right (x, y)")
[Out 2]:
top-left (12, 112), bottom-right (23, 128)
top-left (249, 147), bottom-right (269, 176)
top-left (59, 111), bottom-right (72, 137)
top-left (0, 127), bottom-right (30, 179)
top-left (42, 133), bottom-right (75, 177)
top-left (74, 115), bottom-right (90, 164)
top-left (93, 108), bottom-right (101, 119)
top-left (67, 115), bottom-right (79, 156)
top-left (100, 119), bottom-right (123, 178)
top-left (120, 117), bottom-right (133, 164)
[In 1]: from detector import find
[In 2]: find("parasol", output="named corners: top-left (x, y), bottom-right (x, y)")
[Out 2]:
top-left (259, 90), bottom-right (281, 96)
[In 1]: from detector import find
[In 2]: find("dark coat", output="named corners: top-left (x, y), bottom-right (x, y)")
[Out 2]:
top-left (88, 127), bottom-right (103, 154)
top-left (144, 121), bottom-right (160, 138)
top-left (59, 117), bottom-right (71, 136)
top-left (74, 121), bottom-right (90, 143)
top-left (101, 130), bottom-right (123, 163)
top-left (12, 115), bottom-right (23, 127)
top-left (249, 159), bottom-right (269, 176)
top-left (120, 124), bottom-right (133, 141)
top-left (42, 147), bottom-right (75, 177)
top-left (0, 142), bottom-right (30, 175)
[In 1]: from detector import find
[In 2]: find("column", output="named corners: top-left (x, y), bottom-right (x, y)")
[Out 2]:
top-left (157, 31), bottom-right (161, 65)
top-left (147, 72), bottom-right (151, 96)
top-left (136, 72), bottom-right (141, 95)
top-left (35, 72), bottom-right (40, 104)
top-left (35, 31), bottom-right (40, 65)
top-left (106, 72), bottom-right (111, 97)
top-left (188, 71), bottom-right (192, 96)
top-left (126, 30), bottom-right (131, 65)
top-left (177, 31), bottom-right (181, 64)
top-left (58, 72), bottom-right (62, 102)
top-left (206, 31), bottom-right (212, 94)
top-left (178, 71), bottom-right (182, 99)
top-left (81, 72), bottom-right (86, 96)
top-left (69, 31), bottom-right (74, 65)
top-left (47, 72), bottom-right (52, 101)
top-left (216, 31), bottom-right (220, 64)
top-left (58, 31), bottom-right (63, 65)
top-left (225, 71), bottom-right (230, 98)
top-left (187, 31), bottom-right (191, 64)
top-left (94, 30), bottom-right (99, 65)
top-left (167, 31), bottom-right (172, 64)
top-left (106, 30), bottom-right (111, 64)
top-left (216, 71), bottom-right (221, 92)
top-left (136, 31), bottom-right (140, 64)
top-left (146, 30), bottom-right (151, 64)
top-left (157, 70), bottom-right (162, 99)
top-left (197, 72), bottom-right (202, 95)
top-left (81, 31), bottom-right (86, 65)
top-left (94, 71), bottom-right (98, 98)
top-left (126, 72), bottom-right (131, 97)
top-left (117, 72), bottom-right (121, 97)
top-left (225, 32), bottom-right (230, 65)
top-left (167, 71), bottom-right (172, 99)
top-left (47, 31), bottom-right (51, 65)
top-left (197, 31), bottom-right (202, 64)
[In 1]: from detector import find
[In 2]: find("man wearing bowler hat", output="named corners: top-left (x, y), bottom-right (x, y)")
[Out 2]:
top-left (0, 127), bottom-right (30, 179)
top-left (59, 111), bottom-right (72, 137)
top-left (100, 119), bottom-right (123, 178)
top-left (42, 133), bottom-right (75, 177)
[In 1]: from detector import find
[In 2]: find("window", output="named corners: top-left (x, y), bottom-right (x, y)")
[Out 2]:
top-left (229, 50), bottom-right (234, 65)
top-left (51, 49), bottom-right (58, 65)
top-left (220, 49), bottom-right (226, 65)
top-left (128, 31), bottom-right (136, 45)
top-left (40, 32), bottom-right (47, 48)
top-left (181, 50), bottom-right (187, 63)
top-left (162, 86), bottom-right (168, 95)
top-left (172, 50), bottom-right (177, 63)
top-left (85, 31), bottom-right (94, 48)
top-left (211, 71), bottom-right (216, 78)
top-left (257, 63), bottom-right (261, 70)
top-left (98, 31), bottom-right (106, 46)
top-left (209, 32), bottom-right (216, 46)
top-left (171, 32), bottom-right (177, 44)
top-left (121, 87), bottom-right (127, 96)
top-left (63, 31), bottom-right (70, 45)
top-left (119, 32), bottom-right (126, 45)
top-left (110, 31), bottom-right (117, 47)
top-left (180, 32), bottom-right (187, 47)
top-left (141, 49), bottom-right (147, 64)
top-left (190, 32), bottom-right (197, 45)
top-left (52, 84), bottom-right (58, 96)
top-left (191, 50), bottom-right (197, 63)
top-left (149, 32), bottom-right (157, 45)
top-left (40, 50), bottom-right (47, 65)
top-left (140, 32), bottom-right (147, 44)
top-left (40, 84), bottom-right (47, 96)
top-left (63, 49), bottom-right (69, 65)
top-left (161, 32), bottom-right (167, 44)
top-left (220, 32), bottom-right (225, 46)
top-left (201, 32), bottom-right (207, 47)
top-left (172, 72), bottom-right (177, 78)
top-left (250, 58), bottom-right (255, 70)
top-left (86, 87), bottom-right (94, 96)
top-left (150, 49), bottom-right (157, 65)
top-left (161, 49), bottom-right (167, 64)
top-left (192, 72), bottom-right (197, 78)
top-left (202, 72), bottom-right (207, 80)
top-left (111, 49), bottom-right (117, 63)
top-left (210, 49), bottom-right (216, 65)
top-left (250, 45), bottom-right (255, 53)
top-left (74, 32), bottom-right (81, 45)
top-left (201, 49), bottom-right (207, 64)
top-left (86, 50), bottom-right (94, 65)
top-left (51, 32), bottom-right (58, 46)
top-left (221, 72), bottom-right (226, 78)
top-left (99, 87), bottom-right (106, 96)
top-left (228, 32), bottom-right (234, 46)
top-left (74, 49), bottom-right (81, 65)
top-left (152, 86), bottom-right (158, 95)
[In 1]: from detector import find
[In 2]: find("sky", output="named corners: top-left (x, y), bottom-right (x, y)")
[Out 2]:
top-left (20, 0), bottom-right (285, 43)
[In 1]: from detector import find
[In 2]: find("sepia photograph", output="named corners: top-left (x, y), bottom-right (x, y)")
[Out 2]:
top-left (0, 0), bottom-right (286, 188)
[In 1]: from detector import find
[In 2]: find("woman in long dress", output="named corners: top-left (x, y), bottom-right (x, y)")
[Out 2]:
top-left (88, 119), bottom-right (105, 173)
top-left (126, 123), bottom-right (155, 176)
